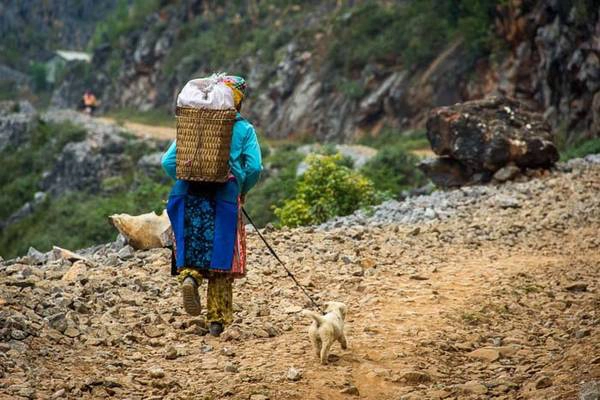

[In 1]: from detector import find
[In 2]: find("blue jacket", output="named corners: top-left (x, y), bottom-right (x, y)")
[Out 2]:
top-left (161, 114), bottom-right (263, 202)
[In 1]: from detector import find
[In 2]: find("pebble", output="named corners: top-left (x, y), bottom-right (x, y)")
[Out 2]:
top-left (457, 381), bottom-right (488, 395)
top-left (286, 367), bottom-right (302, 381)
top-left (565, 282), bottom-right (588, 292)
top-left (400, 371), bottom-right (431, 384)
top-left (468, 348), bottom-right (500, 362)
top-left (164, 346), bottom-right (178, 360)
top-left (148, 367), bottom-right (165, 379)
top-left (340, 383), bottom-right (360, 396)
top-left (535, 376), bottom-right (553, 389)
top-left (224, 362), bottom-right (238, 373)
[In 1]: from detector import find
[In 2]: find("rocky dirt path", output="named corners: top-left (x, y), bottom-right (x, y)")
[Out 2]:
top-left (1, 161), bottom-right (599, 399)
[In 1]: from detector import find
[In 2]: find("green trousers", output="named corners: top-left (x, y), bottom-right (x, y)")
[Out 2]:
top-left (179, 268), bottom-right (233, 325)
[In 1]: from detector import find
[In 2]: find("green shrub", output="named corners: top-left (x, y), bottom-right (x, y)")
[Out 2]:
top-left (89, 0), bottom-right (160, 48)
top-left (361, 145), bottom-right (426, 197)
top-left (328, 0), bottom-right (500, 76)
top-left (358, 128), bottom-right (429, 151)
top-left (274, 154), bottom-right (380, 227)
top-left (560, 138), bottom-right (600, 161)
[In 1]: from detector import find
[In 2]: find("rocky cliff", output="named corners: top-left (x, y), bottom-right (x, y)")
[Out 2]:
top-left (52, 0), bottom-right (599, 143)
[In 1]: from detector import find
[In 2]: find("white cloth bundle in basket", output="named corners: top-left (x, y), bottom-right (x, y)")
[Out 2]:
top-left (176, 76), bottom-right (235, 109)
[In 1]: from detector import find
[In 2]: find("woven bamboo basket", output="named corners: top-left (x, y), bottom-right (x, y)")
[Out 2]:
top-left (175, 107), bottom-right (236, 182)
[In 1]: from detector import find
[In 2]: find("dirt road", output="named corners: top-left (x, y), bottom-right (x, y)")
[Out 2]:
top-left (96, 116), bottom-right (176, 141)
top-left (1, 161), bottom-right (599, 399)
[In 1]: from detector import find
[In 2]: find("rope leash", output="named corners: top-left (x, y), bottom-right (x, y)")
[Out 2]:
top-left (242, 207), bottom-right (324, 314)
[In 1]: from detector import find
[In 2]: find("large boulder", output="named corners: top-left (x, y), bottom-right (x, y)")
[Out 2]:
top-left (421, 97), bottom-right (559, 187)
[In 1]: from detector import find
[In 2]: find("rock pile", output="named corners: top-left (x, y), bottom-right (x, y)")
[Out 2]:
top-left (420, 97), bottom-right (559, 188)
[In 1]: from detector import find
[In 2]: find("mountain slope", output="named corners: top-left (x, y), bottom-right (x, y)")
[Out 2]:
top-left (52, 0), bottom-right (600, 143)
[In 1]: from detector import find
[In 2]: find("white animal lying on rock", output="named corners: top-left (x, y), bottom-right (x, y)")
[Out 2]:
top-left (109, 210), bottom-right (172, 250)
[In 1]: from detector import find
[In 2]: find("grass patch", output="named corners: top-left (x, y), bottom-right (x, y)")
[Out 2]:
top-left (358, 128), bottom-right (429, 151)
top-left (107, 107), bottom-right (174, 128)
top-left (560, 137), bottom-right (600, 161)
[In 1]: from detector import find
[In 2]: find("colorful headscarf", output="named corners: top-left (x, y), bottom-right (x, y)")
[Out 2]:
top-left (221, 75), bottom-right (247, 110)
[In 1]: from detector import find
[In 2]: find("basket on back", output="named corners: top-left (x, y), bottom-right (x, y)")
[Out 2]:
top-left (175, 106), bottom-right (237, 182)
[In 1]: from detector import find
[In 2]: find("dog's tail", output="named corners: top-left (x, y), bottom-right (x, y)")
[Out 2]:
top-left (301, 310), bottom-right (325, 326)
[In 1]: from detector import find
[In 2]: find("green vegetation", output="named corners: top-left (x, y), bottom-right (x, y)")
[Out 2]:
top-left (107, 107), bottom-right (174, 128)
top-left (328, 0), bottom-right (500, 75)
top-left (89, 0), bottom-right (160, 49)
top-left (274, 154), bottom-right (381, 227)
top-left (560, 138), bottom-right (600, 161)
top-left (361, 146), bottom-right (426, 197)
top-left (245, 145), bottom-right (303, 227)
top-left (358, 128), bottom-right (429, 151)
top-left (0, 119), bottom-right (171, 258)
top-left (0, 121), bottom-right (86, 221)
top-left (0, 178), bottom-right (169, 258)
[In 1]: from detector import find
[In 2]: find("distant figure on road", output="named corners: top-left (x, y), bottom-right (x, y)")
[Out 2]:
top-left (81, 89), bottom-right (97, 115)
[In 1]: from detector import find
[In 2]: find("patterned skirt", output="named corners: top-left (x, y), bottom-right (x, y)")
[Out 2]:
top-left (179, 192), bottom-right (246, 278)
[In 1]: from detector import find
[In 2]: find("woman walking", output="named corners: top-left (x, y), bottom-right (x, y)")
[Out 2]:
top-left (161, 75), bottom-right (262, 336)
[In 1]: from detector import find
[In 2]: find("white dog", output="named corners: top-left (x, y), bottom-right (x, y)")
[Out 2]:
top-left (302, 302), bottom-right (348, 364)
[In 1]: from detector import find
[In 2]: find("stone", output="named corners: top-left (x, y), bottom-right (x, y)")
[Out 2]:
top-left (340, 383), bottom-right (360, 396)
top-left (418, 157), bottom-right (473, 188)
top-left (164, 346), bottom-right (178, 360)
top-left (426, 97), bottom-right (558, 177)
top-left (10, 329), bottom-right (28, 340)
top-left (249, 395), bottom-right (269, 400)
top-left (149, 367), bottom-right (165, 379)
top-left (400, 371), bottom-right (432, 384)
top-left (52, 246), bottom-right (87, 262)
top-left (221, 327), bottom-right (242, 341)
top-left (117, 245), bottom-right (135, 260)
top-left (63, 327), bottom-right (80, 338)
top-left (580, 381), bottom-right (600, 400)
top-left (286, 367), bottom-right (302, 381)
top-left (575, 329), bottom-right (591, 339)
top-left (224, 362), bottom-right (238, 373)
top-left (565, 282), bottom-right (588, 292)
top-left (51, 389), bottom-right (66, 399)
top-left (457, 381), bottom-right (488, 395)
top-left (109, 211), bottom-right (172, 250)
top-left (284, 305), bottom-right (302, 314)
top-left (26, 246), bottom-right (47, 264)
top-left (143, 326), bottom-right (164, 338)
top-left (493, 163), bottom-right (521, 182)
top-left (535, 376), bottom-right (552, 389)
top-left (467, 348), bottom-right (500, 362)
top-left (62, 261), bottom-right (87, 283)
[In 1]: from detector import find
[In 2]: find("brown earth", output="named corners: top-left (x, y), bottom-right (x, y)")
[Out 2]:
top-left (1, 162), bottom-right (599, 399)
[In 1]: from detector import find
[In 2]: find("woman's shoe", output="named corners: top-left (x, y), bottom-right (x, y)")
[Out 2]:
top-left (209, 322), bottom-right (224, 337)
top-left (181, 276), bottom-right (201, 316)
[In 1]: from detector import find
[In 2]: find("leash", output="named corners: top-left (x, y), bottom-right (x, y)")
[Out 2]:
top-left (242, 207), bottom-right (324, 314)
